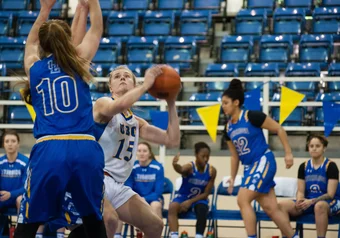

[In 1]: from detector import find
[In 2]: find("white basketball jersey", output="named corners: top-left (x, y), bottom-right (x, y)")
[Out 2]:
top-left (97, 109), bottom-right (139, 183)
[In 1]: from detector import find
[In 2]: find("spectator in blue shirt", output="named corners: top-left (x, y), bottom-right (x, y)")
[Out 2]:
top-left (0, 130), bottom-right (28, 213)
top-left (114, 142), bottom-right (164, 238)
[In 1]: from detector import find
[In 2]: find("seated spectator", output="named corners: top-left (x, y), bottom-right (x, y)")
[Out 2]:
top-left (168, 142), bottom-right (216, 238)
top-left (279, 134), bottom-right (340, 238)
top-left (115, 142), bottom-right (164, 238)
top-left (0, 130), bottom-right (28, 213)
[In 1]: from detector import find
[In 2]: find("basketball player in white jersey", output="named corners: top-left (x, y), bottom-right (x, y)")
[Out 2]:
top-left (91, 65), bottom-right (180, 238)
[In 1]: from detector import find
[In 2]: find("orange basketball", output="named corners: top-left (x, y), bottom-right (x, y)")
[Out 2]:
top-left (148, 65), bottom-right (181, 100)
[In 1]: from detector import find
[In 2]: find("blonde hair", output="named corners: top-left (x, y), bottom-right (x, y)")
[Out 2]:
top-left (108, 65), bottom-right (137, 85)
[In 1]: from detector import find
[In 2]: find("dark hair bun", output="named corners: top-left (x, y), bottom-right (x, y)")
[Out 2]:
top-left (228, 78), bottom-right (243, 91)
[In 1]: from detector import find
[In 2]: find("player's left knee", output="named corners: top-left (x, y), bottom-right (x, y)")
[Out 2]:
top-left (103, 208), bottom-right (119, 228)
top-left (314, 201), bottom-right (329, 214)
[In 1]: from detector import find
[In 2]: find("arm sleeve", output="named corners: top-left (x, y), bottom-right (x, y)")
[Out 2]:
top-left (125, 170), bottom-right (134, 189)
top-left (223, 125), bottom-right (231, 141)
top-left (327, 162), bottom-right (339, 180)
top-left (144, 165), bottom-right (164, 202)
top-left (298, 163), bottom-right (305, 180)
top-left (10, 164), bottom-right (27, 198)
top-left (248, 110), bottom-right (267, 128)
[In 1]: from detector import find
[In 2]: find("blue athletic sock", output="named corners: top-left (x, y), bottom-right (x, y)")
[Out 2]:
top-left (114, 233), bottom-right (122, 238)
top-left (292, 234), bottom-right (300, 238)
top-left (35, 233), bottom-right (43, 238)
top-left (248, 235), bottom-right (256, 238)
top-left (195, 234), bottom-right (204, 238)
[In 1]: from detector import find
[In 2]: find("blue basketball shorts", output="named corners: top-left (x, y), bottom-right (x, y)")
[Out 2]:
top-left (17, 135), bottom-right (105, 224)
top-left (300, 199), bottom-right (340, 216)
top-left (172, 194), bottom-right (208, 208)
top-left (242, 150), bottom-right (277, 194)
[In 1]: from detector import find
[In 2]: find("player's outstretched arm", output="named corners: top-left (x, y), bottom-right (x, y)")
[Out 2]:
top-left (172, 153), bottom-right (192, 176)
top-left (76, 0), bottom-right (102, 61)
top-left (137, 93), bottom-right (180, 148)
top-left (24, 0), bottom-right (56, 76)
top-left (71, 0), bottom-right (89, 46)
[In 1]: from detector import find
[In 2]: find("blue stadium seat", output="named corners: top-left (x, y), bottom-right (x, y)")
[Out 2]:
top-left (157, 0), bottom-right (186, 10)
top-left (7, 106), bottom-right (32, 124)
top-left (163, 36), bottom-right (197, 70)
top-left (126, 36), bottom-right (158, 64)
top-left (122, 0), bottom-right (150, 10)
top-left (244, 63), bottom-right (280, 77)
top-left (34, 0), bottom-right (64, 12)
top-left (220, 35), bottom-right (253, 68)
top-left (271, 107), bottom-right (305, 126)
top-left (106, 11), bottom-right (138, 37)
top-left (328, 81), bottom-right (340, 91)
top-left (299, 35), bottom-right (333, 68)
top-left (192, 0), bottom-right (222, 13)
top-left (315, 92), bottom-right (340, 101)
top-left (1, 0), bottom-right (28, 11)
top-left (273, 8), bottom-right (305, 39)
top-left (259, 35), bottom-right (293, 68)
top-left (92, 37), bottom-right (121, 68)
top-left (328, 63), bottom-right (340, 76)
top-left (284, 0), bottom-right (313, 14)
top-left (285, 63), bottom-right (321, 77)
top-left (235, 9), bottom-right (267, 37)
top-left (0, 63), bottom-right (6, 76)
top-left (0, 12), bottom-right (12, 36)
top-left (247, 0), bottom-right (275, 14)
top-left (205, 63), bottom-right (238, 77)
top-left (98, 0), bottom-right (117, 10)
top-left (188, 108), bottom-right (202, 125)
top-left (322, 0), bottom-right (340, 6)
top-left (313, 7), bottom-right (340, 35)
top-left (0, 37), bottom-right (25, 69)
top-left (315, 107), bottom-right (340, 126)
top-left (286, 81), bottom-right (317, 100)
top-left (205, 82), bottom-right (230, 92)
top-left (143, 11), bottom-right (174, 37)
top-left (189, 92), bottom-right (222, 101)
top-left (16, 11), bottom-right (37, 36)
top-left (139, 93), bottom-right (156, 101)
top-left (179, 10), bottom-right (211, 41)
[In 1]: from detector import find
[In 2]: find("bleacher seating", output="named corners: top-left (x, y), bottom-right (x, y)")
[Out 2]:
top-left (244, 63), bottom-right (280, 77)
top-left (142, 11), bottom-right (175, 37)
top-left (192, 0), bottom-right (222, 14)
top-left (284, 0), bottom-right (313, 14)
top-left (247, 0), bottom-right (275, 15)
top-left (285, 63), bottom-right (321, 77)
top-left (0, 12), bottom-right (12, 36)
top-left (285, 81), bottom-right (317, 100)
top-left (126, 36), bottom-right (159, 64)
top-left (220, 35), bottom-right (253, 68)
top-left (179, 10), bottom-right (212, 42)
top-left (235, 9), bottom-right (267, 37)
top-left (106, 11), bottom-right (138, 38)
top-left (259, 35), bottom-right (293, 68)
top-left (322, 0), bottom-right (340, 6)
top-left (273, 8), bottom-right (305, 40)
top-left (92, 37), bottom-right (121, 71)
top-left (157, 0), bottom-right (186, 10)
top-left (122, 0), bottom-right (150, 11)
top-left (0, 37), bottom-right (25, 69)
top-left (205, 63), bottom-right (238, 77)
top-left (34, 0), bottom-right (64, 13)
top-left (271, 107), bottom-right (305, 126)
top-left (0, 0), bottom-right (28, 11)
top-left (313, 7), bottom-right (340, 36)
top-left (98, 0), bottom-right (117, 11)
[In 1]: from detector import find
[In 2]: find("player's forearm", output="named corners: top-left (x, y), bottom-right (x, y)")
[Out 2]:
top-left (164, 101), bottom-right (180, 148)
top-left (312, 193), bottom-right (333, 204)
top-left (277, 127), bottom-right (292, 154)
top-left (87, 0), bottom-right (103, 37)
top-left (26, 7), bottom-right (50, 47)
top-left (173, 163), bottom-right (183, 174)
top-left (71, 3), bottom-right (88, 46)
top-left (230, 156), bottom-right (239, 181)
top-left (296, 191), bottom-right (305, 201)
top-left (189, 193), bottom-right (209, 204)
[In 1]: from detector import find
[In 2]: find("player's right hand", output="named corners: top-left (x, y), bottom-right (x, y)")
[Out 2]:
top-left (40, 0), bottom-right (57, 10)
top-left (226, 177), bottom-right (234, 195)
top-left (172, 152), bottom-right (180, 165)
top-left (143, 65), bottom-right (163, 91)
top-left (284, 152), bottom-right (294, 169)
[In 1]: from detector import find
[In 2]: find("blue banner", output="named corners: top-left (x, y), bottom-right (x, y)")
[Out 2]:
top-left (244, 88), bottom-right (261, 111)
top-left (322, 101), bottom-right (340, 137)
top-left (150, 111), bottom-right (169, 130)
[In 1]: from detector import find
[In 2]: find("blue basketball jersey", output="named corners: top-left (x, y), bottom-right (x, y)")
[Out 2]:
top-left (226, 110), bottom-right (269, 165)
top-left (177, 162), bottom-right (211, 198)
top-left (304, 158), bottom-right (333, 199)
top-left (29, 55), bottom-right (94, 138)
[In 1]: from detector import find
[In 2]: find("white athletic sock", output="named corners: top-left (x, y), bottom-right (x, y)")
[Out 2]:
top-left (292, 235), bottom-right (299, 238)
top-left (170, 231), bottom-right (179, 238)
top-left (35, 234), bottom-right (43, 238)
top-left (56, 232), bottom-right (64, 238)
top-left (114, 233), bottom-right (123, 238)
top-left (195, 234), bottom-right (204, 238)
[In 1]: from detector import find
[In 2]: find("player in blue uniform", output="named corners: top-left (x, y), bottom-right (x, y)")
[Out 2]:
top-left (0, 130), bottom-right (28, 213)
top-left (14, 0), bottom-right (107, 237)
top-left (115, 142), bottom-right (165, 238)
top-left (279, 135), bottom-right (340, 238)
top-left (222, 79), bottom-right (298, 238)
top-left (168, 142), bottom-right (216, 238)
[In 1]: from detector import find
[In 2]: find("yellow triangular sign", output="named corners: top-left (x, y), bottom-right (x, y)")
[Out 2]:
top-left (196, 104), bottom-right (221, 142)
top-left (19, 89), bottom-right (36, 122)
top-left (280, 86), bottom-right (305, 125)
